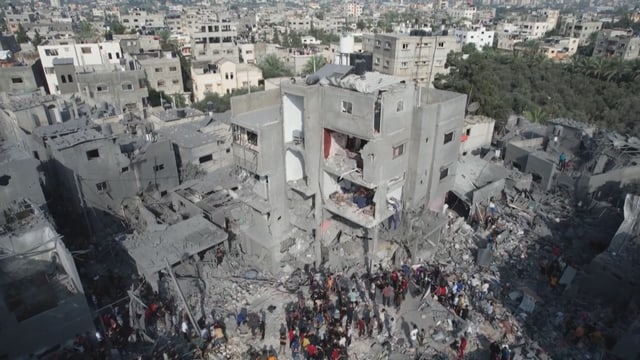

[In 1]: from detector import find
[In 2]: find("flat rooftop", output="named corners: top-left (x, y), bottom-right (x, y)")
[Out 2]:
top-left (122, 215), bottom-right (228, 276)
top-left (152, 107), bottom-right (203, 123)
top-left (232, 105), bottom-right (280, 129)
top-left (46, 127), bottom-right (105, 150)
top-left (0, 140), bottom-right (30, 165)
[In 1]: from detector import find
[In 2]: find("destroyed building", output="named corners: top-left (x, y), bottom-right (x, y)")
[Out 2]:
top-left (0, 140), bottom-right (93, 359)
top-left (34, 119), bottom-right (179, 235)
top-left (228, 65), bottom-right (467, 269)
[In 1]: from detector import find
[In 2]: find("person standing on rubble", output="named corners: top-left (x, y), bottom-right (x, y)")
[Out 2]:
top-left (410, 324), bottom-right (418, 348)
top-left (215, 246), bottom-right (225, 267)
top-left (559, 153), bottom-right (567, 171)
top-left (382, 283), bottom-right (394, 307)
top-left (260, 309), bottom-right (267, 341)
top-left (458, 336), bottom-right (468, 359)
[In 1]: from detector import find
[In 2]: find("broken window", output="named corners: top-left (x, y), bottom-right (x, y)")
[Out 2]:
top-left (81, 47), bottom-right (92, 54)
top-left (466, 128), bottom-right (471, 136)
top-left (199, 154), bottom-right (213, 163)
top-left (121, 166), bottom-right (129, 173)
top-left (247, 131), bottom-right (258, 146)
top-left (169, 66), bottom-right (178, 71)
top-left (153, 164), bottom-right (165, 171)
top-left (86, 149), bottom-right (100, 160)
top-left (96, 181), bottom-right (108, 192)
top-left (68, 75), bottom-right (73, 83)
top-left (96, 84), bottom-right (108, 92)
top-left (341, 100), bottom-right (353, 114)
top-left (0, 175), bottom-right (10, 186)
top-left (444, 131), bottom-right (454, 144)
top-left (11, 77), bottom-right (23, 84)
top-left (157, 80), bottom-right (165, 87)
top-left (45, 49), bottom-right (59, 56)
top-left (61, 75), bottom-right (67, 84)
top-left (393, 144), bottom-right (405, 159)
top-left (396, 101), bottom-right (404, 112)
top-left (439, 167), bottom-right (449, 180)
top-left (122, 82), bottom-right (133, 91)
top-left (402, 43), bottom-right (409, 49)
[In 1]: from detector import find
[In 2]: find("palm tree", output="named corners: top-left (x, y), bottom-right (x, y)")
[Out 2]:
top-left (303, 55), bottom-right (326, 75)
top-left (523, 107), bottom-right (546, 123)
top-left (257, 54), bottom-right (292, 79)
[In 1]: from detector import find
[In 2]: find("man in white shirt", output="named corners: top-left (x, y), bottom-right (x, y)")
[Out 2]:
top-left (181, 319), bottom-right (190, 342)
top-left (410, 324), bottom-right (419, 348)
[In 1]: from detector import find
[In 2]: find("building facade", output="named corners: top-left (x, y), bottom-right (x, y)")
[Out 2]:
top-left (228, 67), bottom-right (466, 269)
top-left (191, 59), bottom-right (263, 100)
top-left (593, 29), bottom-right (640, 60)
top-left (362, 33), bottom-right (462, 86)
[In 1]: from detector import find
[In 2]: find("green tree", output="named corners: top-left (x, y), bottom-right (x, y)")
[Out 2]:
top-left (523, 107), bottom-right (546, 123)
top-left (16, 23), bottom-right (29, 43)
top-left (258, 54), bottom-right (293, 78)
top-left (77, 21), bottom-right (96, 40)
top-left (303, 55), bottom-right (326, 74)
top-left (290, 31), bottom-right (302, 48)
top-left (356, 19), bottom-right (367, 30)
top-left (31, 29), bottom-right (44, 47)
top-left (272, 30), bottom-right (280, 45)
top-left (315, 11), bottom-right (325, 20)
top-left (147, 87), bottom-right (172, 107)
top-left (192, 86), bottom-right (265, 113)
top-left (109, 20), bottom-right (126, 35)
top-left (159, 29), bottom-right (173, 50)
top-left (173, 93), bottom-right (187, 108)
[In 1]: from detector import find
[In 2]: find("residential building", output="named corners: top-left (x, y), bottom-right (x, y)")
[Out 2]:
top-left (156, 111), bottom-right (233, 173)
top-left (119, 8), bottom-right (166, 31)
top-left (135, 51), bottom-right (184, 96)
top-left (188, 14), bottom-right (238, 61)
top-left (286, 17), bottom-right (312, 32)
top-left (561, 20), bottom-right (603, 45)
top-left (448, 7), bottom-right (477, 21)
top-left (593, 29), bottom-right (640, 60)
top-left (0, 62), bottom-right (40, 94)
top-left (433, 0), bottom-right (449, 10)
top-left (115, 34), bottom-right (162, 54)
top-left (37, 41), bottom-right (123, 95)
top-left (362, 32), bottom-right (462, 86)
top-left (346, 2), bottom-right (364, 18)
top-left (37, 119), bottom-right (179, 234)
top-left (460, 115), bottom-right (495, 156)
top-left (454, 26), bottom-right (495, 50)
top-left (191, 59), bottom-right (263, 100)
top-left (0, 138), bottom-right (93, 359)
top-left (495, 32), bottom-right (524, 51)
top-left (228, 65), bottom-right (466, 269)
top-left (239, 43), bottom-right (256, 64)
top-left (0, 203), bottom-right (93, 359)
top-left (3, 6), bottom-right (37, 35)
top-left (538, 37), bottom-right (579, 61)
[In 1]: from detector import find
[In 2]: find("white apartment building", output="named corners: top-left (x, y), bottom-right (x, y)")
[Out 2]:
top-left (119, 8), bottom-right (166, 31)
top-left (37, 42), bottom-right (123, 95)
top-left (448, 7), bottom-right (477, 21)
top-left (191, 59), bottom-right (263, 100)
top-left (454, 27), bottom-right (495, 49)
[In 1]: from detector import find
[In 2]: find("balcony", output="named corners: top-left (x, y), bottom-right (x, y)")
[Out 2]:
top-left (323, 175), bottom-right (393, 228)
top-left (233, 142), bottom-right (258, 173)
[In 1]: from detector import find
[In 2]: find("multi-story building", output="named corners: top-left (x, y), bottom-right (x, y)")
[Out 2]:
top-left (37, 41), bottom-right (123, 94)
top-left (362, 32), bottom-right (462, 86)
top-left (135, 51), bottom-right (184, 96)
top-left (286, 17), bottom-right (313, 32)
top-left (238, 43), bottom-right (256, 64)
top-left (191, 59), bottom-right (263, 100)
top-left (228, 65), bottom-right (466, 269)
top-left (433, 0), bottom-right (449, 10)
top-left (454, 26), bottom-right (495, 50)
top-left (37, 120), bottom-right (179, 234)
top-left (189, 16), bottom-right (238, 61)
top-left (3, 6), bottom-right (37, 35)
top-left (592, 29), bottom-right (640, 60)
top-left (119, 8), bottom-right (166, 31)
top-left (561, 20), bottom-right (603, 45)
top-left (448, 7), bottom-right (477, 21)
top-left (346, 2), bottom-right (364, 18)
top-left (538, 37), bottom-right (579, 61)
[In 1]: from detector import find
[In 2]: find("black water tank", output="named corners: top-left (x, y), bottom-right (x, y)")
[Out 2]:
top-left (350, 53), bottom-right (373, 71)
top-left (105, 32), bottom-right (113, 41)
top-left (442, 29), bottom-right (449, 36)
top-left (354, 59), bottom-right (367, 75)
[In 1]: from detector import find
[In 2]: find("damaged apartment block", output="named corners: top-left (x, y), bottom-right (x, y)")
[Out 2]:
top-left (228, 64), bottom-right (467, 270)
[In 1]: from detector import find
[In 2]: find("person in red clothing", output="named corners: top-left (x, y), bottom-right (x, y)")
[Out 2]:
top-left (458, 336), bottom-right (468, 359)
top-left (306, 343), bottom-right (318, 359)
top-left (331, 347), bottom-right (341, 360)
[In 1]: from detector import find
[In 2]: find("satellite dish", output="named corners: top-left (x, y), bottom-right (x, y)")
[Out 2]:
top-left (467, 102), bottom-right (480, 113)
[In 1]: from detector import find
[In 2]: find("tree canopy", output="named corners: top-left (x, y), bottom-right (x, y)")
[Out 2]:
top-left (192, 86), bottom-right (264, 113)
top-left (434, 49), bottom-right (640, 136)
top-left (303, 55), bottom-right (326, 75)
top-left (257, 54), bottom-right (293, 79)
top-left (16, 23), bottom-right (29, 43)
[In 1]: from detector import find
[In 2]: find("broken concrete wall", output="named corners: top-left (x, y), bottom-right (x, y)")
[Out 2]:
top-left (0, 143), bottom-right (45, 216)
top-left (230, 89), bottom-right (280, 117)
top-left (523, 152), bottom-right (557, 191)
top-left (321, 86), bottom-right (378, 139)
top-left (585, 165), bottom-right (640, 194)
top-left (471, 178), bottom-right (506, 205)
top-left (504, 137), bottom-right (544, 170)
top-left (404, 90), bottom-right (467, 211)
top-left (460, 117), bottom-right (495, 155)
